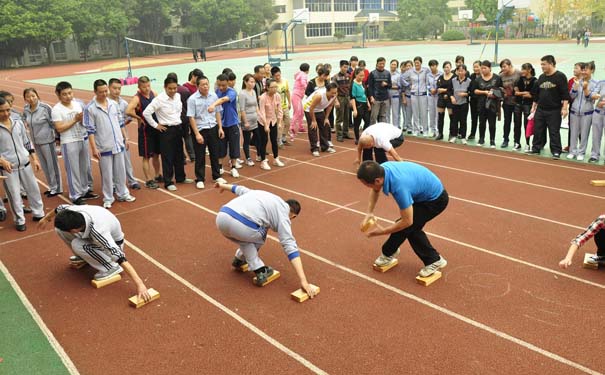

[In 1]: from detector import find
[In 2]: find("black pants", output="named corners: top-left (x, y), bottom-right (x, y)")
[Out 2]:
top-left (305, 111), bottom-right (331, 152)
top-left (469, 98), bottom-right (479, 138)
top-left (382, 189), bottom-right (449, 265)
top-left (595, 229), bottom-right (605, 256)
top-left (219, 125), bottom-right (241, 160)
top-left (451, 103), bottom-right (469, 138)
top-left (159, 126), bottom-right (186, 187)
top-left (514, 104), bottom-right (531, 145)
top-left (353, 101), bottom-right (370, 141)
top-left (479, 107), bottom-right (497, 144)
top-left (242, 127), bottom-right (262, 160)
top-left (260, 123), bottom-right (278, 158)
top-left (532, 108), bottom-right (562, 155)
top-left (502, 103), bottom-right (516, 142)
top-left (193, 126), bottom-right (221, 182)
top-left (181, 121), bottom-right (195, 160)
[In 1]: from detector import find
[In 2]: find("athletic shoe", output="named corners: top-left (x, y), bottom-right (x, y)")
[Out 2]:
top-left (477, 139), bottom-right (485, 146)
top-left (230, 160), bottom-right (243, 169)
top-left (178, 178), bottom-right (194, 184)
top-left (337, 136), bottom-right (344, 142)
top-left (47, 191), bottom-right (63, 197)
top-left (33, 216), bottom-right (45, 222)
top-left (117, 195), bottom-right (136, 203)
top-left (312, 151), bottom-right (320, 157)
top-left (586, 254), bottom-right (605, 265)
top-left (130, 183), bottom-right (141, 190)
top-left (563, 146), bottom-right (569, 153)
top-left (94, 265), bottom-right (123, 281)
top-left (552, 153), bottom-right (561, 160)
top-left (327, 147), bottom-right (336, 153)
top-left (448, 136), bottom-right (456, 143)
top-left (524, 145), bottom-right (531, 152)
top-left (461, 139), bottom-right (468, 145)
top-left (232, 256), bottom-right (247, 268)
top-left (237, 159), bottom-right (244, 164)
top-left (166, 184), bottom-right (177, 191)
top-left (577, 154), bottom-right (585, 161)
top-left (230, 168), bottom-right (240, 178)
top-left (214, 177), bottom-right (227, 184)
top-left (154, 175), bottom-right (163, 182)
top-left (82, 191), bottom-right (99, 200)
top-left (246, 158), bottom-right (255, 166)
top-left (0, 209), bottom-right (6, 222)
top-left (16, 224), bottom-right (26, 232)
top-left (374, 248), bottom-right (400, 267)
top-left (273, 157), bottom-right (285, 167)
top-left (467, 135), bottom-right (475, 141)
top-left (253, 266), bottom-right (275, 286)
top-left (145, 180), bottom-right (159, 189)
top-left (566, 153), bottom-right (575, 159)
top-left (256, 156), bottom-right (262, 162)
top-left (435, 134), bottom-right (443, 141)
top-left (430, 132), bottom-right (436, 138)
top-left (196, 181), bottom-right (205, 189)
top-left (278, 143), bottom-right (285, 149)
top-left (103, 201), bottom-right (112, 209)
top-left (23, 207), bottom-right (32, 214)
top-left (500, 141), bottom-right (509, 148)
top-left (69, 255), bottom-right (84, 262)
top-left (418, 256), bottom-right (447, 277)
top-left (588, 157), bottom-right (599, 163)
top-left (260, 160), bottom-right (271, 170)
top-left (513, 143), bottom-right (521, 151)
top-left (219, 168), bottom-right (225, 175)
top-left (72, 197), bottom-right (87, 205)
top-left (490, 143), bottom-right (496, 149)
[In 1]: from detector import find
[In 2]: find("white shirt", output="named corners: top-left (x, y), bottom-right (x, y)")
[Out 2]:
top-left (142, 91), bottom-right (182, 128)
top-left (52, 101), bottom-right (87, 144)
top-left (303, 88), bottom-right (335, 113)
top-left (362, 122), bottom-right (402, 151)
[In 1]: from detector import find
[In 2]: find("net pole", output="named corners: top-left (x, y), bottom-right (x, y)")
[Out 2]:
top-left (124, 38), bottom-right (133, 79)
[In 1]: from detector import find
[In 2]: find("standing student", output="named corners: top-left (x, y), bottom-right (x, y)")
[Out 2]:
top-left (0, 97), bottom-right (44, 231)
top-left (358, 60), bottom-right (370, 88)
top-left (499, 59), bottom-right (521, 149)
top-left (350, 68), bottom-right (371, 144)
top-left (568, 61), bottom-right (598, 161)
top-left (143, 76), bottom-right (193, 191)
top-left (167, 72), bottom-right (194, 165)
top-left (183, 69), bottom-right (204, 94)
top-left (388, 59), bottom-right (401, 129)
top-left (401, 57), bottom-right (430, 136)
top-left (305, 67), bottom-right (329, 97)
top-left (427, 59), bottom-right (442, 137)
top-left (108, 78), bottom-right (140, 190)
top-left (303, 84), bottom-right (338, 156)
top-left (590, 80), bottom-right (605, 163)
top-left (239, 74), bottom-right (262, 167)
top-left (272, 67), bottom-right (292, 147)
top-left (474, 60), bottom-right (503, 148)
top-left (210, 74), bottom-right (242, 178)
top-left (253, 66), bottom-right (266, 101)
top-left (187, 76), bottom-right (226, 189)
top-left (449, 64), bottom-right (472, 143)
top-left (84, 80), bottom-right (135, 209)
top-left (436, 61), bottom-right (454, 141)
top-left (400, 61), bottom-right (413, 133)
top-left (367, 57), bottom-right (392, 124)
top-left (125, 76), bottom-right (162, 189)
top-left (467, 61), bottom-right (482, 141)
top-left (258, 79), bottom-right (285, 169)
top-left (22, 88), bottom-right (62, 197)
top-left (528, 55), bottom-right (570, 159)
top-left (455, 55), bottom-right (465, 67)
top-left (291, 63), bottom-right (309, 136)
top-left (332, 60), bottom-right (352, 142)
top-left (52, 81), bottom-right (98, 205)
top-left (514, 63), bottom-right (537, 152)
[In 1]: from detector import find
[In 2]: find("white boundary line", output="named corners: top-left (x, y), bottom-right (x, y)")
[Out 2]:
top-left (0, 260), bottom-right (80, 375)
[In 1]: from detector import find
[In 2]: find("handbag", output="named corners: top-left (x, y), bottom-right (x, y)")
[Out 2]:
top-left (526, 117), bottom-right (535, 138)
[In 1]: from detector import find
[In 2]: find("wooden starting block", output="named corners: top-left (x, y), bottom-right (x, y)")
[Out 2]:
top-left (69, 260), bottom-right (87, 269)
top-left (416, 271), bottom-right (442, 286)
top-left (91, 274), bottom-right (121, 288)
top-left (253, 270), bottom-right (280, 287)
top-left (373, 259), bottom-right (398, 273)
top-left (590, 180), bottom-right (605, 187)
top-left (291, 285), bottom-right (320, 303)
top-left (0, 176), bottom-right (7, 180)
top-left (582, 253), bottom-right (599, 270)
top-left (360, 217), bottom-right (376, 232)
top-left (234, 263), bottom-right (249, 272)
top-left (128, 288), bottom-right (161, 308)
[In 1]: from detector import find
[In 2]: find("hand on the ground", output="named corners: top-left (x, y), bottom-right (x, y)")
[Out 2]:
top-left (302, 282), bottom-right (318, 298)
top-left (137, 285), bottom-right (152, 302)
top-left (558, 257), bottom-right (572, 269)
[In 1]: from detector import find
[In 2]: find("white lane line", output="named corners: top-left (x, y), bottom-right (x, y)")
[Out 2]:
top-left (325, 201), bottom-right (359, 215)
top-left (0, 260), bottom-right (80, 375)
top-left (140, 175), bottom-right (603, 374)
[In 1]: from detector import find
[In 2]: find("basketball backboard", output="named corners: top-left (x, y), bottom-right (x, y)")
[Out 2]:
top-left (458, 9), bottom-right (473, 20)
top-left (498, 0), bottom-right (530, 9)
top-left (369, 13), bottom-right (379, 24)
top-left (292, 8), bottom-right (310, 24)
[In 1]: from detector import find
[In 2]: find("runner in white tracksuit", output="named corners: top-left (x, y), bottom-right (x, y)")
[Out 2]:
top-left (400, 58), bottom-right (430, 136)
top-left (215, 182), bottom-right (318, 297)
top-left (590, 81), bottom-right (605, 162)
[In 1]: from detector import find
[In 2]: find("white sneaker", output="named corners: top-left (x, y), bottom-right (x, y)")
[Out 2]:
top-left (117, 194), bottom-right (136, 203)
top-left (448, 136), bottom-right (456, 143)
top-left (166, 185), bottom-right (177, 191)
top-left (524, 145), bottom-right (531, 152)
top-left (214, 177), bottom-right (227, 184)
top-left (418, 256), bottom-right (447, 277)
top-left (103, 201), bottom-right (112, 209)
top-left (312, 151), bottom-right (320, 157)
top-left (246, 158), bottom-right (255, 166)
top-left (219, 168), bottom-right (225, 175)
top-left (94, 265), bottom-right (123, 281)
top-left (374, 248), bottom-right (400, 267)
top-left (430, 132), bottom-right (436, 138)
top-left (577, 154), bottom-right (584, 161)
top-left (205, 149), bottom-right (209, 156)
top-left (462, 139), bottom-right (467, 145)
top-left (328, 141), bottom-right (334, 147)
top-left (273, 157), bottom-right (285, 167)
top-left (231, 160), bottom-right (243, 169)
top-left (196, 181), bottom-right (205, 189)
top-left (255, 156), bottom-right (262, 162)
top-left (327, 147), bottom-right (336, 153)
top-left (260, 160), bottom-right (271, 170)
top-left (566, 153), bottom-right (575, 159)
top-left (230, 168), bottom-right (240, 178)
top-left (236, 159), bottom-right (244, 164)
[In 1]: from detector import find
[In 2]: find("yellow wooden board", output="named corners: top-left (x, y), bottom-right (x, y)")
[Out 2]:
top-left (416, 271), bottom-right (442, 286)
top-left (128, 288), bottom-right (161, 308)
top-left (234, 263), bottom-right (249, 272)
top-left (291, 285), bottom-right (320, 303)
top-left (582, 253), bottom-right (599, 270)
top-left (253, 270), bottom-right (281, 287)
top-left (373, 259), bottom-right (398, 273)
top-left (360, 217), bottom-right (376, 232)
top-left (590, 180), bottom-right (605, 187)
top-left (91, 274), bottom-right (121, 288)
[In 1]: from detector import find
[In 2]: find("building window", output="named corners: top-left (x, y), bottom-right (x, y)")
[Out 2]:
top-left (305, 0), bottom-right (331, 12)
top-left (273, 5), bottom-right (286, 13)
top-left (335, 22), bottom-right (358, 35)
top-left (334, 0), bottom-right (357, 11)
top-left (384, 0), bottom-right (397, 11)
top-left (360, 0), bottom-right (380, 10)
top-left (306, 23), bottom-right (333, 37)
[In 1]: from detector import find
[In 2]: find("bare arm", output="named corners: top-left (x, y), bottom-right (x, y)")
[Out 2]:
top-left (121, 261), bottom-right (151, 301)
top-left (367, 206), bottom-right (413, 237)
top-left (290, 257), bottom-right (318, 297)
top-left (125, 96), bottom-right (141, 121)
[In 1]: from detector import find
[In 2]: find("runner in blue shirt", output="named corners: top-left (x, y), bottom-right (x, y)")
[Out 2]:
top-left (357, 160), bottom-right (449, 277)
top-left (210, 74), bottom-right (241, 177)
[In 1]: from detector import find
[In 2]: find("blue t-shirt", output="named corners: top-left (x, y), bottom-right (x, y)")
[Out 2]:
top-left (382, 161), bottom-right (443, 209)
top-left (216, 87), bottom-right (238, 127)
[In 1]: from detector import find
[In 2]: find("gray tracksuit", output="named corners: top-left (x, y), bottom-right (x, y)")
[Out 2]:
top-left (401, 67), bottom-right (430, 134)
top-left (427, 70), bottom-right (442, 133)
top-left (569, 78), bottom-right (598, 157)
top-left (112, 97), bottom-right (137, 186)
top-left (0, 118), bottom-right (44, 225)
top-left (389, 70), bottom-right (401, 128)
top-left (590, 81), bottom-right (605, 160)
top-left (216, 185), bottom-right (299, 271)
top-left (23, 101), bottom-right (62, 194)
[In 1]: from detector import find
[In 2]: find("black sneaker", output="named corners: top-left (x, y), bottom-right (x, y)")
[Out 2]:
top-left (0, 210), bottom-right (6, 222)
top-left (16, 224), bottom-right (26, 232)
top-left (407, 130), bottom-right (413, 135)
top-left (526, 149), bottom-right (540, 154)
top-left (588, 157), bottom-right (599, 163)
top-left (47, 191), bottom-right (62, 197)
top-left (500, 141), bottom-right (509, 148)
top-left (232, 257), bottom-right (247, 269)
top-left (552, 153), bottom-right (561, 160)
top-left (253, 266), bottom-right (275, 286)
top-left (435, 134), bottom-right (443, 141)
top-left (145, 180), bottom-right (159, 189)
top-left (82, 191), bottom-right (99, 200)
top-left (32, 216), bottom-right (44, 222)
top-left (23, 207), bottom-right (32, 214)
top-left (467, 135), bottom-right (475, 140)
top-left (154, 175), bottom-right (163, 182)
top-left (72, 197), bottom-right (87, 205)
top-left (513, 143), bottom-right (521, 151)
top-left (130, 183), bottom-right (141, 190)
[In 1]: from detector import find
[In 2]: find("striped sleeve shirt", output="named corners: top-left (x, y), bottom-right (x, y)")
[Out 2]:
top-left (572, 215), bottom-right (605, 247)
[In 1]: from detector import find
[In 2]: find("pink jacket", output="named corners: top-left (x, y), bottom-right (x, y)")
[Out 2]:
top-left (258, 93), bottom-right (283, 126)
top-left (293, 71), bottom-right (308, 97)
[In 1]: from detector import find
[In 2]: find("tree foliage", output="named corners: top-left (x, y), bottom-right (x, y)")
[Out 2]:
top-left (390, 0), bottom-right (449, 40)
top-left (465, 0), bottom-right (498, 23)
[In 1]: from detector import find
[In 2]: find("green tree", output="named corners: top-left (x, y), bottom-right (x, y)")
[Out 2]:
top-left (129, 0), bottom-right (172, 48)
top-left (465, 0), bottom-right (498, 23)
top-left (392, 0), bottom-right (450, 41)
